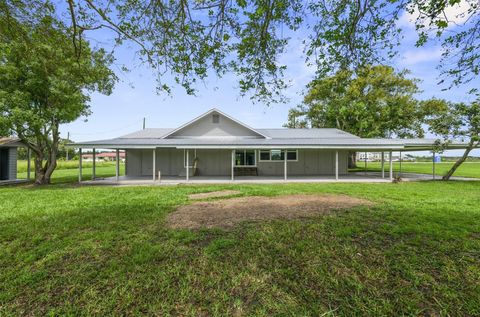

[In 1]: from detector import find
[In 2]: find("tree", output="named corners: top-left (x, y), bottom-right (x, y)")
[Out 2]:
top-left (0, 15), bottom-right (117, 184)
top-left (427, 99), bottom-right (480, 180)
top-left (285, 65), bottom-right (432, 166)
top-left (1, 0), bottom-right (477, 103)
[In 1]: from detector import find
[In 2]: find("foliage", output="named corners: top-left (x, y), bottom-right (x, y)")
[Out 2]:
top-left (1, 182), bottom-right (479, 315)
top-left (426, 99), bottom-right (480, 180)
top-left (0, 11), bottom-right (117, 184)
top-left (1, 0), bottom-right (477, 103)
top-left (285, 65), bottom-right (429, 139)
top-left (353, 161), bottom-right (480, 179)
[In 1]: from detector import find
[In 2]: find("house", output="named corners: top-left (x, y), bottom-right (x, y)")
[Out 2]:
top-left (81, 151), bottom-right (125, 162)
top-left (0, 137), bottom-right (25, 183)
top-left (71, 108), bottom-right (470, 183)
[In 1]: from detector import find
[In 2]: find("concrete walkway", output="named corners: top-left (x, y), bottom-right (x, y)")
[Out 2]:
top-left (78, 172), bottom-right (479, 186)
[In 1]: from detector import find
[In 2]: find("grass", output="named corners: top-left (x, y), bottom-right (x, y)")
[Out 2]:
top-left (16, 160), bottom-right (124, 184)
top-left (352, 161), bottom-right (480, 179)
top-left (1, 181), bottom-right (479, 316)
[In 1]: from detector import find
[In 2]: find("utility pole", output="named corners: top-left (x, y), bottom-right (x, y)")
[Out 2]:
top-left (143, 117), bottom-right (146, 130)
top-left (66, 132), bottom-right (70, 161)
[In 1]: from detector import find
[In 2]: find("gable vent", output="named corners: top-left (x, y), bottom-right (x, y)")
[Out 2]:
top-left (212, 114), bottom-right (220, 124)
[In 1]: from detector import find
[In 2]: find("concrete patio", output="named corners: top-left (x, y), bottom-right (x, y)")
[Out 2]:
top-left (78, 171), bottom-right (478, 186)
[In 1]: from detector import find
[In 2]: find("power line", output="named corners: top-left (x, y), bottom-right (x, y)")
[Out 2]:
top-left (66, 118), bottom-right (144, 136)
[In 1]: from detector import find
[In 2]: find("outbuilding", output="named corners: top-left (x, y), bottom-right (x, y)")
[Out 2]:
top-left (0, 137), bottom-right (26, 184)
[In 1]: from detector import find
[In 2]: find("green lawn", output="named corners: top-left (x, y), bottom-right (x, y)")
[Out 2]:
top-left (16, 160), bottom-right (124, 184)
top-left (352, 161), bottom-right (480, 179)
top-left (1, 182), bottom-right (479, 315)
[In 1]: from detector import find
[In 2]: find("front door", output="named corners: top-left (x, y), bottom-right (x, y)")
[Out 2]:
top-left (0, 148), bottom-right (9, 180)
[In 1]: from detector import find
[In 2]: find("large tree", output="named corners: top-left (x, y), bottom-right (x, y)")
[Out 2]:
top-left (0, 14), bottom-right (117, 184)
top-left (427, 99), bottom-right (480, 180)
top-left (1, 0), bottom-right (477, 103)
top-left (285, 65), bottom-right (433, 165)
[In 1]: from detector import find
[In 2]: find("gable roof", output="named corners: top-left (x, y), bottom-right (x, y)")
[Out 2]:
top-left (161, 108), bottom-right (270, 139)
top-left (258, 128), bottom-right (359, 139)
top-left (120, 128), bottom-right (173, 139)
top-left (0, 137), bottom-right (23, 147)
top-left (69, 108), bottom-right (473, 151)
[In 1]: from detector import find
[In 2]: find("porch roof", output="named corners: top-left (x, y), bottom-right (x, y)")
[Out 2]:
top-left (70, 136), bottom-right (470, 151)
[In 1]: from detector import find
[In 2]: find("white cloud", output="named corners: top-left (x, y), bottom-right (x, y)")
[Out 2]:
top-left (398, 0), bottom-right (474, 29)
top-left (401, 47), bottom-right (443, 66)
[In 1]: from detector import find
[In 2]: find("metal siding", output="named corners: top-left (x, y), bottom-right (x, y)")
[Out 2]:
top-left (257, 149), bottom-right (348, 176)
top-left (167, 113), bottom-right (263, 138)
top-left (126, 148), bottom-right (349, 177)
top-left (9, 147), bottom-right (17, 180)
top-left (125, 149), bottom-right (142, 176)
top-left (196, 149), bottom-right (231, 176)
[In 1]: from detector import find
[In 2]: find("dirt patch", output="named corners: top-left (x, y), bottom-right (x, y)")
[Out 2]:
top-left (167, 194), bottom-right (372, 229)
top-left (188, 190), bottom-right (241, 200)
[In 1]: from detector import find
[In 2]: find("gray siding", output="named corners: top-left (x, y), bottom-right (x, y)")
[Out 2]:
top-left (168, 112), bottom-right (263, 138)
top-left (126, 149), bottom-right (184, 176)
top-left (9, 147), bottom-right (17, 180)
top-left (0, 147), bottom-right (18, 180)
top-left (126, 148), bottom-right (348, 177)
top-left (257, 149), bottom-right (348, 176)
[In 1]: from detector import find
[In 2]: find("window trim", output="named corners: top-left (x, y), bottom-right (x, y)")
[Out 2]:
top-left (234, 149), bottom-right (257, 167)
top-left (258, 149), bottom-right (298, 162)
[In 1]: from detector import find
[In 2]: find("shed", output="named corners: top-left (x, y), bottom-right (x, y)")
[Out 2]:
top-left (0, 137), bottom-right (25, 183)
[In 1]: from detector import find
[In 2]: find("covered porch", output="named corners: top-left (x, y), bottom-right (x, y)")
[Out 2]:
top-left (77, 171), bottom-right (468, 186)
top-left (75, 146), bottom-right (406, 184)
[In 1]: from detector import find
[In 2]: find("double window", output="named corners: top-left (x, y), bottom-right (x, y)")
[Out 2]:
top-left (235, 150), bottom-right (256, 166)
top-left (259, 150), bottom-right (297, 162)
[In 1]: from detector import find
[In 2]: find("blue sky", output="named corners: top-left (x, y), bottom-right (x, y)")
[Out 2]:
top-left (62, 5), bottom-right (479, 156)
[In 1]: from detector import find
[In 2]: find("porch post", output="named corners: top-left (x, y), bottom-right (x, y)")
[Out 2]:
top-left (186, 149), bottom-right (189, 182)
top-left (284, 149), bottom-right (287, 181)
top-left (432, 150), bottom-right (436, 180)
top-left (92, 148), bottom-right (96, 180)
top-left (381, 152), bottom-right (385, 178)
top-left (399, 151), bottom-right (402, 178)
top-left (364, 151), bottom-right (367, 175)
top-left (389, 150), bottom-right (393, 181)
top-left (27, 147), bottom-right (31, 180)
top-left (335, 150), bottom-right (339, 181)
top-left (152, 148), bottom-right (156, 182)
top-left (115, 149), bottom-right (120, 182)
top-left (78, 148), bottom-right (82, 182)
top-left (231, 149), bottom-right (234, 181)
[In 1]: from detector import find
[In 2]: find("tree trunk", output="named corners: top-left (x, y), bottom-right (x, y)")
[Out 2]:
top-left (34, 155), bottom-right (48, 185)
top-left (348, 152), bottom-right (357, 168)
top-left (442, 141), bottom-right (477, 180)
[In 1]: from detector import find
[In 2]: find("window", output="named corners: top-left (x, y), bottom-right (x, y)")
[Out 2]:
top-left (287, 150), bottom-right (297, 161)
top-left (212, 114), bottom-right (220, 123)
top-left (259, 150), bottom-right (270, 161)
top-left (258, 150), bottom-right (297, 162)
top-left (270, 150), bottom-right (284, 161)
top-left (235, 150), bottom-right (256, 166)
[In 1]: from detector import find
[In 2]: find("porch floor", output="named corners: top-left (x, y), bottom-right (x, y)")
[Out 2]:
top-left (0, 179), bottom-right (30, 186)
top-left (78, 172), bottom-right (475, 185)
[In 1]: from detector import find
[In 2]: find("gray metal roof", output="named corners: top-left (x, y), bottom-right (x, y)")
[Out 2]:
top-left (117, 128), bottom-right (359, 139)
top-left (120, 128), bottom-right (173, 138)
top-left (71, 134), bottom-right (473, 150)
top-left (72, 136), bottom-right (429, 149)
top-left (70, 108), bottom-right (472, 150)
top-left (258, 128), bottom-right (360, 139)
